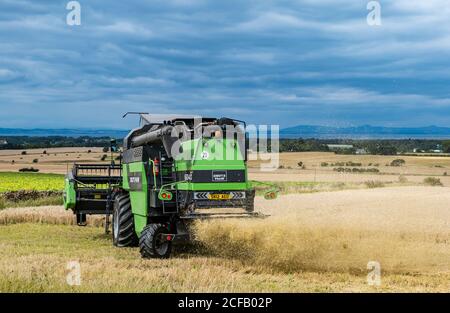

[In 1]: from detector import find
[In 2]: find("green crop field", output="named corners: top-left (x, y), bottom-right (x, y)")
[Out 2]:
top-left (0, 172), bottom-right (64, 192)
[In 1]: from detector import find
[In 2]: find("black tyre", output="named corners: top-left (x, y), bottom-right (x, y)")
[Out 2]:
top-left (112, 194), bottom-right (138, 247)
top-left (139, 223), bottom-right (172, 258)
top-left (245, 189), bottom-right (255, 212)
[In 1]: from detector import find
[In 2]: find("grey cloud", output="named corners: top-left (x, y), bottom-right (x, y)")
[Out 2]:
top-left (0, 0), bottom-right (449, 128)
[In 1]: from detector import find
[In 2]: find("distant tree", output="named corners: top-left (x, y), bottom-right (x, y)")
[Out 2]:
top-left (423, 177), bottom-right (443, 186)
top-left (390, 159), bottom-right (406, 167)
top-left (19, 167), bottom-right (39, 172)
top-left (443, 140), bottom-right (450, 153)
top-left (334, 148), bottom-right (356, 155)
top-left (367, 144), bottom-right (397, 155)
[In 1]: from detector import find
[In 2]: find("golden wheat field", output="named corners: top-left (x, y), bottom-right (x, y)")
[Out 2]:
top-left (0, 150), bottom-right (449, 292)
top-left (249, 151), bottom-right (450, 185)
top-left (0, 187), bottom-right (449, 292)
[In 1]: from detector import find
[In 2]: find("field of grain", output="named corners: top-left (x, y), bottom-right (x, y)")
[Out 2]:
top-left (0, 186), bottom-right (449, 292)
top-left (0, 147), bottom-right (106, 174)
top-left (0, 149), bottom-right (449, 292)
top-left (2, 149), bottom-right (449, 185)
top-left (249, 152), bottom-right (450, 185)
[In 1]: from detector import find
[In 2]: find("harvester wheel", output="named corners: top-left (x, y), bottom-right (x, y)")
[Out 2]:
top-left (112, 194), bottom-right (138, 247)
top-left (139, 223), bottom-right (172, 258)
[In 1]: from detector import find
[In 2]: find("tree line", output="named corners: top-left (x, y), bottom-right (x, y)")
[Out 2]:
top-left (278, 139), bottom-right (447, 155)
top-left (0, 136), bottom-right (117, 150)
top-left (1, 136), bottom-right (449, 156)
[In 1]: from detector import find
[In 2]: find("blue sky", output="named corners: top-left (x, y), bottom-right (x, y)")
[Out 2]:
top-left (1, 0), bottom-right (449, 129)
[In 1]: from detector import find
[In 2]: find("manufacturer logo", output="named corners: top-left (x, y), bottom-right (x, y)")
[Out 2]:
top-left (201, 151), bottom-right (209, 160)
top-left (129, 176), bottom-right (140, 183)
top-left (212, 171), bottom-right (227, 182)
top-left (184, 173), bottom-right (193, 181)
top-left (128, 172), bottom-right (142, 190)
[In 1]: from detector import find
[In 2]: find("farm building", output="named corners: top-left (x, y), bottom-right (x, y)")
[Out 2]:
top-left (355, 148), bottom-right (368, 154)
top-left (327, 144), bottom-right (354, 150)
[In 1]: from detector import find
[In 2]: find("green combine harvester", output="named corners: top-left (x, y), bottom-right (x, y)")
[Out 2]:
top-left (64, 114), bottom-right (273, 258)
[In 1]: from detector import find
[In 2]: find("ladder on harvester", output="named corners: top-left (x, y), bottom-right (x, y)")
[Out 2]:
top-left (159, 152), bottom-right (178, 214)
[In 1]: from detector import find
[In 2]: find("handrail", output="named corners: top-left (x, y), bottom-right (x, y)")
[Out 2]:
top-left (157, 181), bottom-right (187, 199)
top-left (148, 160), bottom-right (157, 190)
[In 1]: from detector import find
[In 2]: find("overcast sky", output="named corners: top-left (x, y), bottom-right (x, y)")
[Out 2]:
top-left (1, 0), bottom-right (449, 129)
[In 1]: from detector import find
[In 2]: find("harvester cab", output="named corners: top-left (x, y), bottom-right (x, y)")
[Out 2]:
top-left (64, 113), bottom-right (271, 258)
